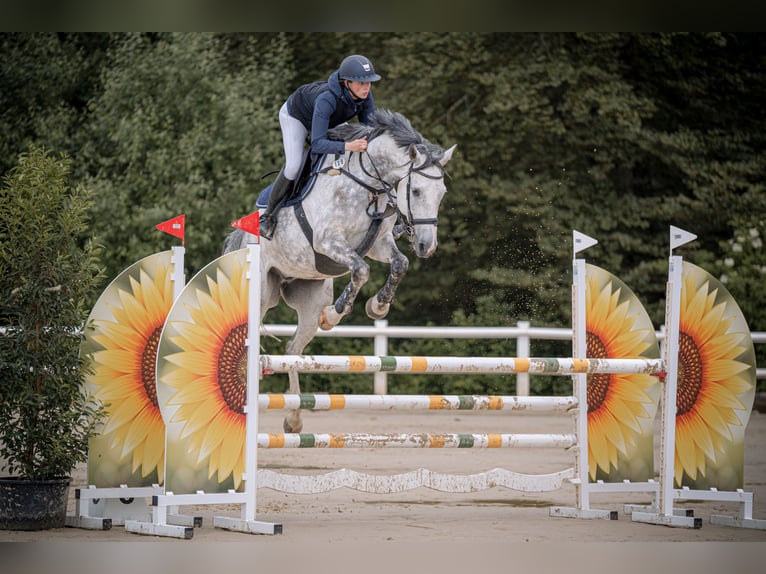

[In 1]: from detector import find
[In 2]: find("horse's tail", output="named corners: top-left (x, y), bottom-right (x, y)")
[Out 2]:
top-left (222, 227), bottom-right (247, 255)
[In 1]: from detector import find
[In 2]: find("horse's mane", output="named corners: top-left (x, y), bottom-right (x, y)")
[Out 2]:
top-left (328, 109), bottom-right (443, 160)
top-left (328, 122), bottom-right (372, 142)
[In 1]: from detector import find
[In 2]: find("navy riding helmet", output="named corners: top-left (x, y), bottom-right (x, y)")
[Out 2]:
top-left (338, 54), bottom-right (381, 83)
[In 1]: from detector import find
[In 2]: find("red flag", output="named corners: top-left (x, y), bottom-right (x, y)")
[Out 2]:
top-left (156, 214), bottom-right (185, 246)
top-left (231, 211), bottom-right (260, 239)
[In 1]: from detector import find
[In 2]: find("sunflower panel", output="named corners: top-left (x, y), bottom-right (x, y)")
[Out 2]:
top-left (156, 249), bottom-right (249, 494)
top-left (83, 251), bottom-right (175, 487)
top-left (585, 264), bottom-right (661, 483)
top-left (674, 262), bottom-right (756, 490)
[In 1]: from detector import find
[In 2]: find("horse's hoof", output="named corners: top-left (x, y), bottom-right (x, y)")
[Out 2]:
top-left (319, 310), bottom-right (333, 331)
top-left (319, 307), bottom-right (340, 331)
top-left (283, 416), bottom-right (303, 434)
top-left (365, 298), bottom-right (389, 320)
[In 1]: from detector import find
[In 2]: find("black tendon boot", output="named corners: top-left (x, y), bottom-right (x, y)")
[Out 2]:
top-left (259, 169), bottom-right (294, 240)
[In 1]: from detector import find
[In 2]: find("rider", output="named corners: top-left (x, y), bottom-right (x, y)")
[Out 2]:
top-left (259, 54), bottom-right (382, 240)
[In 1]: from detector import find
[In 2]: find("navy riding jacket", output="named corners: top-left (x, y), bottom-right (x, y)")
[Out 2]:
top-left (286, 70), bottom-right (376, 155)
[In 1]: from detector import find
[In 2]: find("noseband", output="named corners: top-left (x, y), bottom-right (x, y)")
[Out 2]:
top-left (401, 160), bottom-right (446, 230)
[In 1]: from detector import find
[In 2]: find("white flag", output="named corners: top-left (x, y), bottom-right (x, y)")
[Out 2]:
top-left (573, 230), bottom-right (598, 255)
top-left (669, 225), bottom-right (697, 250)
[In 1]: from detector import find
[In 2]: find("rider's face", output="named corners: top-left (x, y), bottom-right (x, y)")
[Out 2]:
top-left (346, 81), bottom-right (371, 100)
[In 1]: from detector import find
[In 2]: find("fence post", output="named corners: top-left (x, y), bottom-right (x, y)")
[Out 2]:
top-left (516, 320), bottom-right (531, 396)
top-left (373, 319), bottom-right (389, 395)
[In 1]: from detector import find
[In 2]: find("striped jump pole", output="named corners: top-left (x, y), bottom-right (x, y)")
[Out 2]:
top-left (258, 393), bottom-right (577, 412)
top-left (261, 355), bottom-right (665, 376)
top-left (256, 432), bottom-right (578, 449)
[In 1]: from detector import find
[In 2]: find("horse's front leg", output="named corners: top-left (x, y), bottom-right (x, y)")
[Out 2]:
top-left (365, 237), bottom-right (409, 320)
top-left (318, 252), bottom-right (369, 330)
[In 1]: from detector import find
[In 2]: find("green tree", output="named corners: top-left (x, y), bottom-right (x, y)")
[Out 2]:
top-left (0, 146), bottom-right (105, 479)
top-left (0, 33), bottom-right (109, 178)
top-left (375, 33), bottom-right (765, 338)
top-left (377, 33), bottom-right (660, 326)
top-left (81, 32), bottom-right (294, 283)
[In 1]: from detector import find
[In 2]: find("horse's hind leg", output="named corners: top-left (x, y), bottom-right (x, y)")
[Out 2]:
top-left (280, 278), bottom-right (334, 433)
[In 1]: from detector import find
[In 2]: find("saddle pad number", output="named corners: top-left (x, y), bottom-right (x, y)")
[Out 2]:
top-left (328, 156), bottom-right (345, 176)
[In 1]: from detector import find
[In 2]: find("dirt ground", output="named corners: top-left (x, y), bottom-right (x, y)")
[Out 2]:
top-left (3, 407), bottom-right (766, 572)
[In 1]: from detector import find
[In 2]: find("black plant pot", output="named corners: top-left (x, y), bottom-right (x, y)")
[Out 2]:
top-left (0, 477), bottom-right (71, 530)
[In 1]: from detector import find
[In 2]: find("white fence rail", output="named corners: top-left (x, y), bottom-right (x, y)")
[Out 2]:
top-left (261, 320), bottom-right (766, 395)
top-left (3, 322), bottom-right (763, 395)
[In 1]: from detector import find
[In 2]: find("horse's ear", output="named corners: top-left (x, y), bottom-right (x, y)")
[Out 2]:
top-left (408, 143), bottom-right (424, 164)
top-left (441, 144), bottom-right (457, 165)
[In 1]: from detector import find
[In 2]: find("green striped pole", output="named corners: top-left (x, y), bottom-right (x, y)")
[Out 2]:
top-left (257, 432), bottom-right (577, 449)
top-left (257, 394), bottom-right (576, 411)
top-left (261, 355), bottom-right (665, 376)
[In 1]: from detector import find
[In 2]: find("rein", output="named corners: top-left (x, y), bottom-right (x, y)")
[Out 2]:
top-left (315, 153), bottom-right (395, 220)
top-left (315, 151), bottom-right (446, 239)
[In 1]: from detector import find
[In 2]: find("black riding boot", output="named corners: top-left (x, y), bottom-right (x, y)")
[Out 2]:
top-left (259, 169), bottom-right (294, 240)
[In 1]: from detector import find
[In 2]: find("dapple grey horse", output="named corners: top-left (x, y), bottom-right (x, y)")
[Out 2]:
top-left (223, 109), bottom-right (456, 432)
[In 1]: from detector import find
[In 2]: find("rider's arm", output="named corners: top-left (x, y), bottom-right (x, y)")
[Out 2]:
top-left (310, 94), bottom-right (346, 155)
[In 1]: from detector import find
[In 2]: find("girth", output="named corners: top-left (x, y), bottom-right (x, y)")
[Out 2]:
top-left (293, 203), bottom-right (386, 276)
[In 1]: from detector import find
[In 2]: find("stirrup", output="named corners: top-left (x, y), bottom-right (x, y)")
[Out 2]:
top-left (259, 214), bottom-right (276, 240)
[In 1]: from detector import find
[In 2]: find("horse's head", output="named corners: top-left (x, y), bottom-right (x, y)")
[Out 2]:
top-left (396, 142), bottom-right (456, 258)
top-left (331, 109), bottom-right (457, 258)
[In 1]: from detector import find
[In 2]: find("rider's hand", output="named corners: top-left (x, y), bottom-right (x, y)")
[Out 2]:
top-left (345, 138), bottom-right (368, 153)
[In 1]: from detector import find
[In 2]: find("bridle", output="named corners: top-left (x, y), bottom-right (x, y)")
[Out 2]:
top-left (398, 159), bottom-right (446, 234)
top-left (317, 150), bottom-right (447, 240)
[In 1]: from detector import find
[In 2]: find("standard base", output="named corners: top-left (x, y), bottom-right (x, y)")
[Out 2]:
top-left (213, 515), bottom-right (283, 535)
top-left (548, 506), bottom-right (618, 520)
top-left (623, 503), bottom-right (693, 517)
top-left (65, 514), bottom-right (112, 530)
top-left (631, 511), bottom-right (702, 528)
top-left (125, 519), bottom-right (194, 539)
top-left (710, 514), bottom-right (766, 530)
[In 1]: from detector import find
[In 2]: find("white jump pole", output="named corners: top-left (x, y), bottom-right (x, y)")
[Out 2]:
top-left (257, 393), bottom-right (576, 411)
top-left (256, 432), bottom-right (577, 449)
top-left (244, 239), bottom-right (260, 522)
top-left (212, 218), bottom-right (282, 535)
top-left (171, 245), bottom-right (185, 300)
top-left (261, 355), bottom-right (664, 375)
top-left (572, 231), bottom-right (603, 517)
top-left (549, 231), bottom-right (617, 519)
top-left (633, 226), bottom-right (702, 528)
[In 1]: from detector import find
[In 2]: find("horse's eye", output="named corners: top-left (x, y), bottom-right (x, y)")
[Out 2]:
top-left (412, 188), bottom-right (421, 197)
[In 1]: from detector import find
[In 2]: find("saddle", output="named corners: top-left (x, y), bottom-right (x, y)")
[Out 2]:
top-left (256, 151), bottom-right (392, 276)
top-left (255, 151), bottom-right (321, 209)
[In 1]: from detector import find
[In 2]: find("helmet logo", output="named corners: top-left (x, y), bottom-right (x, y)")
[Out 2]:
top-left (362, 63), bottom-right (371, 72)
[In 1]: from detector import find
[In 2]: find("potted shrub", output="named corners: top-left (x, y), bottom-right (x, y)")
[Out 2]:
top-left (0, 146), bottom-right (105, 530)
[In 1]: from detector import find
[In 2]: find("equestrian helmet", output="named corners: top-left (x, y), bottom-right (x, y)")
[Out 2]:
top-left (338, 55), bottom-right (381, 82)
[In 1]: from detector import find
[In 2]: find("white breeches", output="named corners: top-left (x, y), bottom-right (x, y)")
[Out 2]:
top-left (279, 101), bottom-right (309, 181)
